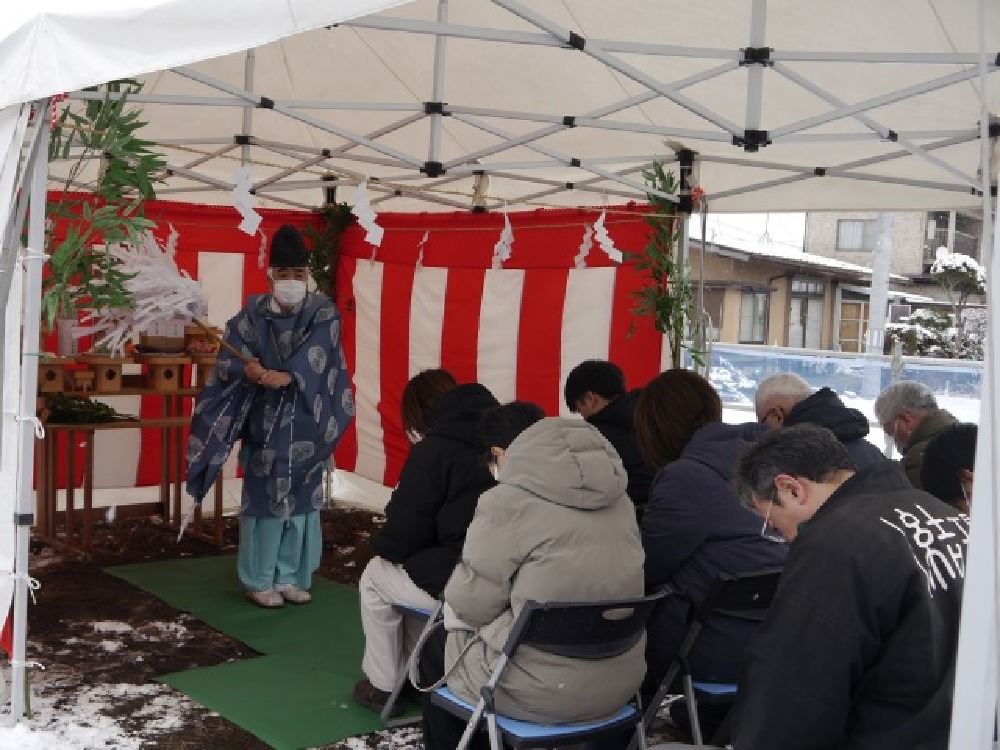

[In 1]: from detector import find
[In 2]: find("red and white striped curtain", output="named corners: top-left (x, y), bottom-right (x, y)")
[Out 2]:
top-left (333, 206), bottom-right (667, 487)
top-left (43, 199), bottom-right (668, 490)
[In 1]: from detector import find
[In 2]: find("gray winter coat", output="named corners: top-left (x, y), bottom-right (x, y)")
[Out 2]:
top-left (443, 417), bottom-right (646, 723)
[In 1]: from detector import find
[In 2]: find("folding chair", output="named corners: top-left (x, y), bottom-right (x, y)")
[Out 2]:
top-left (380, 600), bottom-right (441, 727)
top-left (430, 590), bottom-right (668, 750)
top-left (637, 567), bottom-right (783, 748)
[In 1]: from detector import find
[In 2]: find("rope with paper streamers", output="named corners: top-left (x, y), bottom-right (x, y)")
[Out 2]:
top-left (593, 209), bottom-right (623, 263)
top-left (232, 166), bottom-right (263, 236)
top-left (77, 226), bottom-right (208, 355)
top-left (415, 230), bottom-right (429, 270)
top-left (573, 224), bottom-right (594, 269)
top-left (491, 204), bottom-right (514, 269)
top-left (351, 181), bottom-right (385, 248)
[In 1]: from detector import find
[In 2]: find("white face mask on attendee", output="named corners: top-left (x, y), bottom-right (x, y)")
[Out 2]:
top-left (272, 279), bottom-right (307, 307)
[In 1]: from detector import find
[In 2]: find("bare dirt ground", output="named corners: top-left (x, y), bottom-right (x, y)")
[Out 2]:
top-left (14, 507), bottom-right (685, 749)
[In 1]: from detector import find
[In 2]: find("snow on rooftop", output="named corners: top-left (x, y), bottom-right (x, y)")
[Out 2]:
top-left (690, 212), bottom-right (908, 280)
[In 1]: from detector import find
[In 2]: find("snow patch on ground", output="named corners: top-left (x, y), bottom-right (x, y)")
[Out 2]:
top-left (91, 621), bottom-right (131, 634)
top-left (0, 672), bottom-right (189, 750)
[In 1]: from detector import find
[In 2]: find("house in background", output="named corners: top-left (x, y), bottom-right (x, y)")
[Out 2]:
top-left (805, 210), bottom-right (985, 292)
top-left (687, 239), bottom-right (928, 353)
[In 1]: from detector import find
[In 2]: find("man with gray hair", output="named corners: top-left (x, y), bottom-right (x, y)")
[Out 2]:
top-left (731, 424), bottom-right (968, 750)
top-left (874, 381), bottom-right (956, 489)
top-left (755, 373), bottom-right (884, 469)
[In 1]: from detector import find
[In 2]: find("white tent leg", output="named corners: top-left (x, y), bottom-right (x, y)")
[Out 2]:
top-left (8, 107), bottom-right (48, 725)
top-left (949, 3), bottom-right (999, 743)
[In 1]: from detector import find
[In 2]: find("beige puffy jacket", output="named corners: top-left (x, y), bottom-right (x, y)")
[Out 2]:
top-left (443, 417), bottom-right (646, 723)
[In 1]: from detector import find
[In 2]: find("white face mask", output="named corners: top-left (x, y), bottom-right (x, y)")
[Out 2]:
top-left (272, 279), bottom-right (307, 307)
top-left (488, 463), bottom-right (500, 481)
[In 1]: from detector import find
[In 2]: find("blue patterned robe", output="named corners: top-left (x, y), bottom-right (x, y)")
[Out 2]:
top-left (186, 293), bottom-right (354, 518)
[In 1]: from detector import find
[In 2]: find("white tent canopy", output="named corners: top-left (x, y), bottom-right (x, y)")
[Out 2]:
top-left (27, 0), bottom-right (1000, 213)
top-left (0, 2), bottom-right (998, 747)
top-left (0, 0), bottom-right (410, 728)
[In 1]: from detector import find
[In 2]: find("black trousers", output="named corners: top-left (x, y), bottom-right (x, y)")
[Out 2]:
top-left (419, 626), bottom-right (491, 750)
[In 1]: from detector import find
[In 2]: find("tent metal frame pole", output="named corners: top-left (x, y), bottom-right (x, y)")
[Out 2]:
top-left (241, 49), bottom-right (255, 165)
top-left (491, 0), bottom-right (743, 137)
top-left (9, 106), bottom-right (49, 726)
top-left (342, 16), bottom-right (566, 47)
top-left (173, 67), bottom-right (425, 168)
top-left (441, 91), bottom-right (658, 169)
top-left (441, 59), bottom-right (738, 171)
top-left (824, 172), bottom-right (975, 194)
top-left (71, 88), bottom-right (427, 113)
top-left (247, 113), bottom-right (425, 160)
top-left (453, 113), bottom-right (678, 203)
top-left (252, 153), bottom-right (331, 191)
top-left (830, 133), bottom-right (978, 172)
top-left (0, 109), bottom-right (32, 287)
top-left (427, 0), bottom-right (449, 166)
top-left (155, 137), bottom-right (237, 146)
top-left (368, 181), bottom-right (470, 210)
top-left (771, 50), bottom-right (994, 64)
top-left (769, 63), bottom-right (992, 140)
top-left (261, 140), bottom-right (473, 209)
top-left (744, 0), bottom-right (767, 135)
top-left (70, 91), bottom-right (249, 107)
top-left (483, 170), bottom-right (638, 200)
top-left (780, 130), bottom-right (977, 143)
top-left (772, 64), bottom-right (982, 189)
top-left (512, 164), bottom-right (650, 208)
top-left (770, 65), bottom-right (996, 140)
top-left (179, 143), bottom-right (238, 171)
top-left (447, 102), bottom-right (737, 141)
top-left (344, 14), bottom-right (991, 65)
top-left (444, 154), bottom-right (666, 173)
top-left (572, 117), bottom-right (733, 142)
top-left (707, 173), bottom-right (814, 202)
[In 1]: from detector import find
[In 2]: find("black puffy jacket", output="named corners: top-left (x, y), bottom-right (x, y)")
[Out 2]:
top-left (587, 390), bottom-right (654, 513)
top-left (785, 387), bottom-right (886, 469)
top-left (372, 383), bottom-right (498, 597)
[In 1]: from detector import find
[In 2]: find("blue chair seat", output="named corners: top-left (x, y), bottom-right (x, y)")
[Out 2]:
top-left (433, 686), bottom-right (638, 740)
top-left (393, 603), bottom-right (433, 618)
top-left (691, 681), bottom-right (738, 697)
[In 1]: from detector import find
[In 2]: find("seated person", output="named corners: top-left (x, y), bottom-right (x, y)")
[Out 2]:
top-left (353, 371), bottom-right (498, 713)
top-left (564, 359), bottom-right (654, 516)
top-left (875, 381), bottom-right (957, 489)
top-left (921, 421), bottom-right (977, 514)
top-left (732, 424), bottom-right (969, 750)
top-left (418, 403), bottom-right (646, 750)
top-left (755, 373), bottom-right (884, 469)
top-left (634, 370), bottom-right (787, 711)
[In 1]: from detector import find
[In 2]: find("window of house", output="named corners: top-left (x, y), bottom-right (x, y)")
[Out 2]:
top-left (836, 219), bottom-right (878, 251)
top-left (739, 290), bottom-right (768, 344)
top-left (789, 278), bottom-right (825, 349)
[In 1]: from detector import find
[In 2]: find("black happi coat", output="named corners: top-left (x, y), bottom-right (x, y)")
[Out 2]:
top-left (372, 384), bottom-right (497, 598)
top-left (587, 389), bottom-right (654, 513)
top-left (785, 387), bottom-right (885, 469)
top-left (733, 462), bottom-right (969, 750)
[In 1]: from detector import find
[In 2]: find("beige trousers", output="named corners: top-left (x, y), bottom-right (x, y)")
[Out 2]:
top-left (359, 556), bottom-right (437, 692)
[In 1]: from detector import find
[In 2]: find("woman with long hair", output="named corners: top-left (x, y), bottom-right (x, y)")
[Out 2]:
top-left (634, 369), bottom-right (787, 723)
top-left (353, 369), bottom-right (498, 714)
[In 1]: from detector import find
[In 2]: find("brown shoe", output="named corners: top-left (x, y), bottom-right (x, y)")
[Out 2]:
top-left (353, 678), bottom-right (400, 716)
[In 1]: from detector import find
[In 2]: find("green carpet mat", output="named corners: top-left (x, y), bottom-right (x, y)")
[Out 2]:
top-left (107, 555), bottom-right (418, 749)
